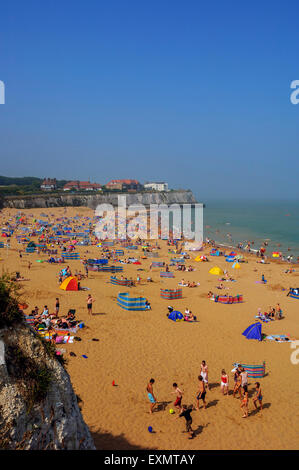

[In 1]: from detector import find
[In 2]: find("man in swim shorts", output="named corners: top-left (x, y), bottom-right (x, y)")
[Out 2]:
top-left (171, 382), bottom-right (183, 411)
top-left (253, 382), bottom-right (263, 412)
top-left (200, 360), bottom-right (209, 390)
top-left (146, 378), bottom-right (157, 414)
top-left (196, 376), bottom-right (207, 410)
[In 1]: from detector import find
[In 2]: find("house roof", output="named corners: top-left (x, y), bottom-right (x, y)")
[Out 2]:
top-left (106, 179), bottom-right (140, 185)
top-left (63, 181), bottom-right (101, 189)
top-left (42, 178), bottom-right (56, 185)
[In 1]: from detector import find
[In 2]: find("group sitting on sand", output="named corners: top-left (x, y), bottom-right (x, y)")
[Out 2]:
top-left (256, 304), bottom-right (283, 321)
top-left (167, 306), bottom-right (197, 322)
top-left (178, 279), bottom-right (199, 287)
top-left (24, 298), bottom-right (84, 342)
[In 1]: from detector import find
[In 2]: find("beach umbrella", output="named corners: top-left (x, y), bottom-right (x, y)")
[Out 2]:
top-left (59, 276), bottom-right (78, 291)
top-left (232, 262), bottom-right (241, 269)
top-left (209, 266), bottom-right (224, 276)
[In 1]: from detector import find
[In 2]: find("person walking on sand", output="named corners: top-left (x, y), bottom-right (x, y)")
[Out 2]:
top-left (55, 298), bottom-right (60, 315)
top-left (146, 378), bottom-right (157, 414)
top-left (196, 376), bottom-right (207, 410)
top-left (200, 360), bottom-right (209, 391)
top-left (177, 405), bottom-right (195, 439)
top-left (220, 369), bottom-right (229, 395)
top-left (252, 382), bottom-right (263, 412)
top-left (171, 383), bottom-right (183, 412)
top-left (87, 294), bottom-right (94, 315)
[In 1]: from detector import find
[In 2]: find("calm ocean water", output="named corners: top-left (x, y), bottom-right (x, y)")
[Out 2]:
top-left (201, 199), bottom-right (299, 259)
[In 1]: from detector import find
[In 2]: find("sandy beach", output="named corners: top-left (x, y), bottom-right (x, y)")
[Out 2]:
top-left (1, 206), bottom-right (299, 450)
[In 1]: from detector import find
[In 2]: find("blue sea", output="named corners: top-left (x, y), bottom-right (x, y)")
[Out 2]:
top-left (201, 199), bottom-right (299, 259)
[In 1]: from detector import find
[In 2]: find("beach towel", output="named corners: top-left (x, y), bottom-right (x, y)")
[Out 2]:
top-left (265, 335), bottom-right (290, 342)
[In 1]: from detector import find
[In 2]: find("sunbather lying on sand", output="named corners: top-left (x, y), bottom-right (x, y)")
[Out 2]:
top-left (187, 281), bottom-right (197, 287)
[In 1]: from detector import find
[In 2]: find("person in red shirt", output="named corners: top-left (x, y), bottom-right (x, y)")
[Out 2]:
top-left (220, 369), bottom-right (229, 395)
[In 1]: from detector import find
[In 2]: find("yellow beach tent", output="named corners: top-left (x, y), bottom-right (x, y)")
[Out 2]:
top-left (194, 255), bottom-right (202, 262)
top-left (209, 266), bottom-right (224, 275)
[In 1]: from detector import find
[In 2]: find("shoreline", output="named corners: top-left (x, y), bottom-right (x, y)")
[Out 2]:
top-left (207, 240), bottom-right (298, 265)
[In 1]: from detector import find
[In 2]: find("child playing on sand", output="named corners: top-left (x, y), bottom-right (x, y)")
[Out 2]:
top-left (171, 383), bottom-right (183, 411)
top-left (240, 389), bottom-right (249, 418)
top-left (177, 405), bottom-right (195, 439)
top-left (55, 298), bottom-right (60, 315)
top-left (220, 369), bottom-right (229, 395)
top-left (252, 382), bottom-right (263, 412)
top-left (196, 376), bottom-right (207, 410)
top-left (146, 378), bottom-right (157, 414)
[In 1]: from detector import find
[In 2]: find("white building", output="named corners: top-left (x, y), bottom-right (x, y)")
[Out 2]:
top-left (144, 182), bottom-right (169, 192)
top-left (41, 178), bottom-right (57, 191)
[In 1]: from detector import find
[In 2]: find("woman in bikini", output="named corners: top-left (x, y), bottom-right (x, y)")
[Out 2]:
top-left (233, 366), bottom-right (242, 398)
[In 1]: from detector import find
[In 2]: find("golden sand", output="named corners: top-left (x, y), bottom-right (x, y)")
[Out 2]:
top-left (1, 206), bottom-right (299, 450)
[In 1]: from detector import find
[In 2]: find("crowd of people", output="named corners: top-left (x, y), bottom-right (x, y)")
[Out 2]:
top-left (146, 361), bottom-right (263, 439)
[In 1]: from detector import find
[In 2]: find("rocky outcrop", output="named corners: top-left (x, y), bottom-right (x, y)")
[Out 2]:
top-left (3, 190), bottom-right (197, 210)
top-left (0, 324), bottom-right (95, 450)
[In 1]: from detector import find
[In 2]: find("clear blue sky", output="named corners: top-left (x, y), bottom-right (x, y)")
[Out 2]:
top-left (1, 0), bottom-right (299, 199)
